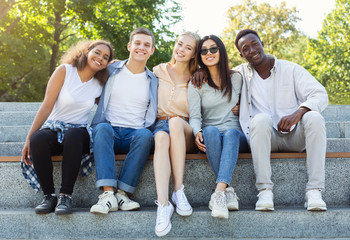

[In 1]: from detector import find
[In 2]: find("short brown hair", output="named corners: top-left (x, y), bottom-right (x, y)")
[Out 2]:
top-left (129, 27), bottom-right (155, 47)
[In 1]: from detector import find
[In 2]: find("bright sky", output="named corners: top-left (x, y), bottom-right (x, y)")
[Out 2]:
top-left (173, 0), bottom-right (336, 38)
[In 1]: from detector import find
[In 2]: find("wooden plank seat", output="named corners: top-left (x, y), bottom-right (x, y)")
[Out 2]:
top-left (2, 152), bottom-right (350, 162)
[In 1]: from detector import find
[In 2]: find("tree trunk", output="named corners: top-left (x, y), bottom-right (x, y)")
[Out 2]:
top-left (49, 10), bottom-right (63, 75)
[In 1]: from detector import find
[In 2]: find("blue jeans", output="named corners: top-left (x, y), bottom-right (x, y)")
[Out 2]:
top-left (203, 126), bottom-right (248, 185)
top-left (93, 123), bottom-right (154, 193)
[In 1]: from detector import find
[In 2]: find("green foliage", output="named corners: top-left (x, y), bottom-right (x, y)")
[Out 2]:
top-left (222, 0), bottom-right (302, 67)
top-left (305, 0), bottom-right (350, 104)
top-left (0, 0), bottom-right (180, 102)
top-left (0, 0), bottom-right (50, 101)
top-left (74, 0), bottom-right (180, 69)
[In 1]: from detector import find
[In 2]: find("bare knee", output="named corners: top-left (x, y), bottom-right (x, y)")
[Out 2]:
top-left (169, 117), bottom-right (185, 136)
top-left (154, 131), bottom-right (170, 150)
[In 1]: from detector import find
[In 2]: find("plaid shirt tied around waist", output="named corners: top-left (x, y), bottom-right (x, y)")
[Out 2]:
top-left (21, 120), bottom-right (94, 192)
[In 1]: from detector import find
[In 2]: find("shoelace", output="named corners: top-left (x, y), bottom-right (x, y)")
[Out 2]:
top-left (41, 195), bottom-right (54, 204)
top-left (155, 201), bottom-right (168, 225)
top-left (214, 192), bottom-right (226, 208)
top-left (117, 190), bottom-right (132, 203)
top-left (58, 195), bottom-right (71, 206)
top-left (226, 189), bottom-right (240, 201)
top-left (177, 190), bottom-right (189, 206)
top-left (257, 189), bottom-right (271, 198)
top-left (97, 192), bottom-right (112, 205)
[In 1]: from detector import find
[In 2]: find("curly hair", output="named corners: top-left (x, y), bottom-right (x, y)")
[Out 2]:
top-left (60, 40), bottom-right (114, 85)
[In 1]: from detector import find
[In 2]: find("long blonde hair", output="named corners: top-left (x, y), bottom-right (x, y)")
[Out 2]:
top-left (170, 32), bottom-right (201, 75)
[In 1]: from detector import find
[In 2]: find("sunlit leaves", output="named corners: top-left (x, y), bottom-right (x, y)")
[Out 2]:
top-left (305, 0), bottom-right (350, 104)
top-left (222, 0), bottom-right (302, 67)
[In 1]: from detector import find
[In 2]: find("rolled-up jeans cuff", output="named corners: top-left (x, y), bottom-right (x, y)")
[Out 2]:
top-left (256, 184), bottom-right (274, 192)
top-left (216, 178), bottom-right (231, 185)
top-left (117, 180), bottom-right (136, 194)
top-left (96, 179), bottom-right (117, 189)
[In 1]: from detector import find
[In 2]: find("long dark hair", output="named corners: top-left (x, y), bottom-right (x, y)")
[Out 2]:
top-left (60, 40), bottom-right (114, 86)
top-left (197, 35), bottom-right (232, 101)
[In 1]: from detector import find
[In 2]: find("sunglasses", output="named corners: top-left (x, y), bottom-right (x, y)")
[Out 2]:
top-left (200, 47), bottom-right (219, 55)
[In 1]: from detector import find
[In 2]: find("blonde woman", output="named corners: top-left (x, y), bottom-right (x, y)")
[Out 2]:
top-left (153, 32), bottom-right (200, 237)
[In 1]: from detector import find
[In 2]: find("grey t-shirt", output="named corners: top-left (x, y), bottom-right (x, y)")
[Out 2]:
top-left (188, 72), bottom-right (243, 136)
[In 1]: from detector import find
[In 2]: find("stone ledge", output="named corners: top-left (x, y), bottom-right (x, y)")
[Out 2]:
top-left (1, 207), bottom-right (350, 239)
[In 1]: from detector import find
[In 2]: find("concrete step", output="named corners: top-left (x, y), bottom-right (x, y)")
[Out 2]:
top-left (1, 102), bottom-right (349, 118)
top-left (2, 121), bottom-right (350, 142)
top-left (0, 125), bottom-right (30, 142)
top-left (0, 102), bottom-right (41, 111)
top-left (0, 207), bottom-right (349, 239)
top-left (0, 110), bottom-right (96, 126)
top-left (0, 104), bottom-right (349, 126)
top-left (1, 158), bottom-right (350, 209)
top-left (2, 138), bottom-right (350, 156)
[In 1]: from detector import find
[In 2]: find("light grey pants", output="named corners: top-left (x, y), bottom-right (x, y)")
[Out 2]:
top-left (249, 111), bottom-right (326, 191)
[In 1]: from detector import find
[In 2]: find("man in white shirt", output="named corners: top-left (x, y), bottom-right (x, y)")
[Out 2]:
top-left (90, 27), bottom-right (158, 214)
top-left (235, 29), bottom-right (329, 211)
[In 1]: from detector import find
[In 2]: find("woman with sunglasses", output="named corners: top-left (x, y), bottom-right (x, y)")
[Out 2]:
top-left (152, 32), bottom-right (200, 237)
top-left (188, 35), bottom-right (248, 219)
top-left (21, 40), bottom-right (113, 215)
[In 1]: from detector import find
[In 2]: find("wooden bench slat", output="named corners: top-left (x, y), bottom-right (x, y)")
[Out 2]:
top-left (2, 152), bottom-right (350, 162)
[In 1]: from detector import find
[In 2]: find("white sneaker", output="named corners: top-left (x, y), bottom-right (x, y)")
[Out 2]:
top-left (225, 186), bottom-right (239, 211)
top-left (209, 190), bottom-right (228, 219)
top-left (116, 189), bottom-right (140, 211)
top-left (255, 189), bottom-right (274, 211)
top-left (171, 185), bottom-right (193, 216)
top-left (90, 191), bottom-right (118, 214)
top-left (304, 189), bottom-right (327, 211)
top-left (154, 200), bottom-right (174, 237)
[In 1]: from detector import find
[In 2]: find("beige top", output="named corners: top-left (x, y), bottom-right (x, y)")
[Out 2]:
top-left (153, 63), bottom-right (189, 118)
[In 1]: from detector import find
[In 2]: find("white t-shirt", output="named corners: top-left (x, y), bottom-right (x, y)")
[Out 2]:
top-left (251, 70), bottom-right (273, 117)
top-left (105, 66), bottom-right (150, 129)
top-left (48, 64), bottom-right (103, 124)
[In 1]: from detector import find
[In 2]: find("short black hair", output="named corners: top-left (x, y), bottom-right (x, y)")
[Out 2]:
top-left (235, 29), bottom-right (261, 51)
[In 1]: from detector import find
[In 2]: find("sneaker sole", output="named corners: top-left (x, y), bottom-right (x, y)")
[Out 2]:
top-left (35, 209), bottom-right (55, 214)
top-left (155, 222), bottom-right (172, 237)
top-left (55, 209), bottom-right (73, 215)
top-left (175, 208), bottom-right (193, 216)
top-left (227, 203), bottom-right (239, 211)
top-left (209, 202), bottom-right (228, 219)
top-left (119, 204), bottom-right (140, 211)
top-left (304, 202), bottom-right (327, 211)
top-left (171, 195), bottom-right (193, 216)
top-left (90, 207), bottom-right (118, 214)
top-left (255, 206), bottom-right (274, 211)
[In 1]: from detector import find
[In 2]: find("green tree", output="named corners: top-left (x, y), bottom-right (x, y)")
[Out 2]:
top-left (222, 0), bottom-right (303, 67)
top-left (305, 0), bottom-right (350, 104)
top-left (0, 0), bottom-right (50, 101)
top-left (0, 0), bottom-right (180, 102)
top-left (75, 0), bottom-right (180, 69)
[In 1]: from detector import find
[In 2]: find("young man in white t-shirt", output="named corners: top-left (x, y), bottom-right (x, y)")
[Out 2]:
top-left (90, 27), bottom-right (158, 214)
top-left (235, 29), bottom-right (328, 212)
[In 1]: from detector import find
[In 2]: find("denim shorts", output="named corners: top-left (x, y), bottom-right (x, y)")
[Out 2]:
top-left (153, 118), bottom-right (190, 135)
top-left (153, 120), bottom-right (170, 135)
